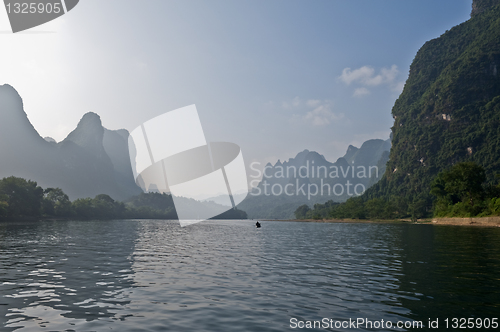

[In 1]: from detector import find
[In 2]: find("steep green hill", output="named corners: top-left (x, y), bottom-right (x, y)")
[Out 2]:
top-left (365, 1), bottom-right (500, 209)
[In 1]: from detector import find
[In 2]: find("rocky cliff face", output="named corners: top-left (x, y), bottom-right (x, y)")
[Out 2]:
top-left (0, 84), bottom-right (142, 200)
top-left (0, 84), bottom-right (61, 188)
top-left (365, 1), bottom-right (500, 204)
top-left (471, 0), bottom-right (498, 17)
top-left (103, 128), bottom-right (140, 196)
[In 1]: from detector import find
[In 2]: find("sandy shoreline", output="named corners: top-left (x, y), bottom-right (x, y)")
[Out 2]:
top-left (263, 217), bottom-right (500, 227)
top-left (430, 216), bottom-right (500, 227)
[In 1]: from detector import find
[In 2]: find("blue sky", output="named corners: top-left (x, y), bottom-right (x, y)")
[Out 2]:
top-left (0, 0), bottom-right (472, 168)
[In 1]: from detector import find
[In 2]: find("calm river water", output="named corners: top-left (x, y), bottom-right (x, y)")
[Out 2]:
top-left (1, 220), bottom-right (499, 331)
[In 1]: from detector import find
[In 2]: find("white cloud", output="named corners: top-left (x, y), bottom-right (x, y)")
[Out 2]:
top-left (305, 104), bottom-right (343, 126)
top-left (284, 98), bottom-right (344, 126)
top-left (353, 87), bottom-right (370, 98)
top-left (340, 65), bottom-right (399, 86)
top-left (378, 65), bottom-right (399, 85)
top-left (339, 65), bottom-right (401, 97)
top-left (306, 99), bottom-right (321, 108)
top-left (340, 66), bottom-right (375, 85)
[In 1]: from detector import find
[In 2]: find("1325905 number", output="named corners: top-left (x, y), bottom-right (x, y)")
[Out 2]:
top-left (444, 318), bottom-right (498, 329)
top-left (6, 2), bottom-right (62, 14)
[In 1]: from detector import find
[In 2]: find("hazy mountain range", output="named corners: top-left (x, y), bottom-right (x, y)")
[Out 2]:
top-left (237, 138), bottom-right (391, 219)
top-left (0, 83), bottom-right (390, 219)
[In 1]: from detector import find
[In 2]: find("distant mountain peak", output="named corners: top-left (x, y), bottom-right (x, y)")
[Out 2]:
top-left (342, 139), bottom-right (391, 166)
top-left (294, 149), bottom-right (310, 158)
top-left (77, 112), bottom-right (102, 128)
top-left (0, 83), bottom-right (19, 96)
top-left (0, 85), bottom-right (141, 201)
top-left (239, 138), bottom-right (391, 219)
top-left (359, 138), bottom-right (388, 149)
top-left (63, 112), bottom-right (105, 153)
top-left (305, 150), bottom-right (326, 161)
top-left (297, 149), bottom-right (310, 155)
top-left (290, 149), bottom-right (311, 165)
top-left (0, 84), bottom-right (46, 144)
top-left (343, 145), bottom-right (359, 162)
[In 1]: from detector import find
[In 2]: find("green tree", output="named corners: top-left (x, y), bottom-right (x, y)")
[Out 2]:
top-left (330, 197), bottom-right (366, 219)
top-left (72, 198), bottom-right (94, 219)
top-left (431, 162), bottom-right (486, 206)
top-left (125, 192), bottom-right (179, 219)
top-left (43, 188), bottom-right (72, 217)
top-left (93, 194), bottom-right (116, 219)
top-left (365, 198), bottom-right (386, 219)
top-left (0, 195), bottom-right (8, 217)
top-left (294, 204), bottom-right (311, 219)
top-left (126, 192), bottom-right (175, 211)
top-left (408, 194), bottom-right (431, 221)
top-left (431, 162), bottom-right (487, 216)
top-left (487, 197), bottom-right (500, 216)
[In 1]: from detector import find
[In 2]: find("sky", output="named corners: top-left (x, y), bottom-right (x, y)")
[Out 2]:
top-left (0, 0), bottom-right (472, 171)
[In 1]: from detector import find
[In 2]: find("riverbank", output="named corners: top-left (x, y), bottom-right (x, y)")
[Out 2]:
top-left (431, 216), bottom-right (500, 227)
top-left (266, 219), bottom-right (422, 224)
top-left (269, 217), bottom-right (500, 227)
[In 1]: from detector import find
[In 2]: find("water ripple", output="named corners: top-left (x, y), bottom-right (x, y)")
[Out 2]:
top-left (0, 220), bottom-right (499, 331)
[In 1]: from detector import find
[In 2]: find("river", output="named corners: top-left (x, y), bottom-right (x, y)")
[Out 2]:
top-left (1, 220), bottom-right (499, 331)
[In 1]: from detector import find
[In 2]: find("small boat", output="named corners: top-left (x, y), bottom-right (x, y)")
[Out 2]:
top-left (255, 221), bottom-right (261, 228)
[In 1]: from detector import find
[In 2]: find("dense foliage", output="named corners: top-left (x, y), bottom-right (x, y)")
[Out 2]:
top-left (125, 192), bottom-right (178, 219)
top-left (430, 162), bottom-right (500, 217)
top-left (295, 197), bottom-right (410, 221)
top-left (0, 176), bottom-right (43, 217)
top-left (299, 162), bottom-right (500, 220)
top-left (0, 176), bottom-right (131, 219)
top-left (299, 3), bottom-right (500, 220)
top-left (367, 3), bottom-right (500, 206)
top-left (0, 176), bottom-right (246, 220)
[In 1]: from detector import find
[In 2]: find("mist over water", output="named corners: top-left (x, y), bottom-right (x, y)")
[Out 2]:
top-left (1, 220), bottom-right (499, 331)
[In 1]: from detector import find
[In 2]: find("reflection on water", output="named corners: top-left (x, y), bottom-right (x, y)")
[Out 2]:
top-left (397, 226), bottom-right (500, 321)
top-left (0, 220), bottom-right (138, 331)
top-left (0, 220), bottom-right (499, 331)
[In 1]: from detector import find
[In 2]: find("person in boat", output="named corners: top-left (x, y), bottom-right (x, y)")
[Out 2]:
top-left (255, 221), bottom-right (261, 228)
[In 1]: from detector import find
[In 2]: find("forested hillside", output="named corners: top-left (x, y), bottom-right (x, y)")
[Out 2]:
top-left (306, 0), bottom-right (500, 219)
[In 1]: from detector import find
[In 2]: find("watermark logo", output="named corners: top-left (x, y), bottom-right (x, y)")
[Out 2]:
top-left (248, 161), bottom-right (379, 200)
top-left (3, 0), bottom-right (79, 33)
top-left (128, 105), bottom-right (248, 227)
